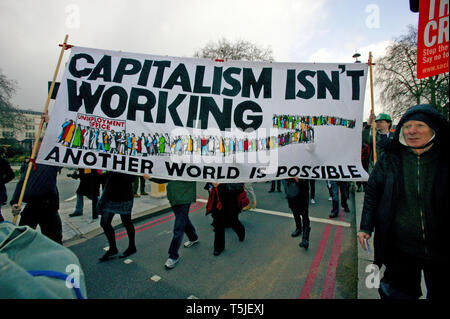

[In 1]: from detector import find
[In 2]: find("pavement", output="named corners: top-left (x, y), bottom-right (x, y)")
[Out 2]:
top-left (2, 172), bottom-right (412, 299)
top-left (1, 170), bottom-right (171, 248)
top-left (354, 188), bottom-right (380, 299)
top-left (59, 192), bottom-right (172, 248)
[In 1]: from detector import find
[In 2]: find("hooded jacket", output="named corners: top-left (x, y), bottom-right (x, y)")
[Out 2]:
top-left (359, 104), bottom-right (449, 266)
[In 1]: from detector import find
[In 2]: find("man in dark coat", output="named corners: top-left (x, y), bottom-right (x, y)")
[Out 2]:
top-left (68, 169), bottom-right (101, 219)
top-left (358, 104), bottom-right (449, 299)
top-left (363, 112), bottom-right (394, 170)
top-left (285, 178), bottom-right (311, 249)
top-left (11, 161), bottom-right (62, 244)
top-left (206, 183), bottom-right (245, 256)
top-left (0, 149), bottom-right (15, 222)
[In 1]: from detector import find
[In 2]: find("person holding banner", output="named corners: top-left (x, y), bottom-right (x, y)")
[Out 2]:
top-left (364, 112), bottom-right (394, 169)
top-left (97, 171), bottom-right (137, 261)
top-left (358, 104), bottom-right (449, 299)
top-left (0, 149), bottom-right (15, 222)
top-left (206, 182), bottom-right (245, 256)
top-left (329, 181), bottom-right (350, 218)
top-left (10, 149), bottom-right (63, 245)
top-left (285, 178), bottom-right (311, 249)
top-left (143, 175), bottom-right (198, 269)
top-left (67, 168), bottom-right (101, 219)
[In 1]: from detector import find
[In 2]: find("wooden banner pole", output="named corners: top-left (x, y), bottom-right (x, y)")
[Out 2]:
top-left (368, 51), bottom-right (378, 165)
top-left (13, 34), bottom-right (70, 225)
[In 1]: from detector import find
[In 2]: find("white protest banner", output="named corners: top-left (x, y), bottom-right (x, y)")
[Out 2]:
top-left (37, 46), bottom-right (369, 182)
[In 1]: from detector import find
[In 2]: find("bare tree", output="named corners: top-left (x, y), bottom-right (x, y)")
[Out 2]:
top-left (0, 69), bottom-right (22, 134)
top-left (375, 25), bottom-right (449, 121)
top-left (194, 38), bottom-right (274, 62)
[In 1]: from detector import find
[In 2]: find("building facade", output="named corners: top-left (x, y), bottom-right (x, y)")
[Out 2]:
top-left (0, 109), bottom-right (43, 153)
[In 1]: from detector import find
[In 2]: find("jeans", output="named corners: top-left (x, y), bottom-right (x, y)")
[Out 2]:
top-left (74, 194), bottom-right (84, 214)
top-left (168, 204), bottom-right (198, 259)
top-left (75, 193), bottom-right (99, 218)
top-left (330, 181), bottom-right (349, 215)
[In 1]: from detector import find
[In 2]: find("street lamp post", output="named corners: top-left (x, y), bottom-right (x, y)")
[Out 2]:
top-left (352, 52), bottom-right (361, 63)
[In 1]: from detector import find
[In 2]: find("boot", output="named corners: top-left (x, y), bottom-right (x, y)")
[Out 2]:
top-left (292, 215), bottom-right (302, 237)
top-left (299, 227), bottom-right (311, 249)
top-left (291, 228), bottom-right (302, 237)
top-left (251, 201), bottom-right (257, 209)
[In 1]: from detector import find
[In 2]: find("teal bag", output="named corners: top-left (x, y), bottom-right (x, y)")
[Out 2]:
top-left (0, 222), bottom-right (87, 299)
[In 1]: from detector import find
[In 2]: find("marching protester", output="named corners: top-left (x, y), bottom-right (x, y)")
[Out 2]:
top-left (68, 168), bottom-right (101, 219)
top-left (358, 104), bottom-right (449, 299)
top-left (205, 182), bottom-right (245, 256)
top-left (285, 178), bottom-right (311, 249)
top-left (10, 147), bottom-right (63, 244)
top-left (268, 180), bottom-right (281, 193)
top-left (133, 175), bottom-right (147, 198)
top-left (363, 112), bottom-right (394, 170)
top-left (143, 174), bottom-right (199, 269)
top-left (9, 112), bottom-right (63, 244)
top-left (357, 137), bottom-right (371, 192)
top-left (97, 171), bottom-right (137, 261)
top-left (0, 147), bottom-right (15, 222)
top-left (328, 181), bottom-right (350, 218)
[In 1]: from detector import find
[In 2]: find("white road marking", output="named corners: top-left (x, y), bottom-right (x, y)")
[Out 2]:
top-left (123, 259), bottom-right (133, 264)
top-left (64, 195), bottom-right (77, 202)
top-left (151, 275), bottom-right (162, 282)
top-left (196, 198), bottom-right (351, 228)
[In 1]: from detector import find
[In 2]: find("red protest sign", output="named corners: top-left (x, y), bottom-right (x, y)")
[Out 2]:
top-left (417, 0), bottom-right (449, 79)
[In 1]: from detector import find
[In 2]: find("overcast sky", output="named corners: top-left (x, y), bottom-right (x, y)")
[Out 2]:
top-left (0, 0), bottom-right (419, 120)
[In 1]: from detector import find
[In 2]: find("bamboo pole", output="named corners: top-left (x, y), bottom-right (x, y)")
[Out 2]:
top-left (13, 34), bottom-right (69, 225)
top-left (368, 51), bottom-right (377, 165)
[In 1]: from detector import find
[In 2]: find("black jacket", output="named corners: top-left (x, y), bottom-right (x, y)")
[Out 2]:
top-left (285, 178), bottom-right (309, 213)
top-left (0, 157), bottom-right (15, 204)
top-left (360, 104), bottom-right (449, 266)
top-left (69, 169), bottom-right (101, 198)
top-left (205, 183), bottom-right (243, 218)
top-left (11, 163), bottom-right (59, 205)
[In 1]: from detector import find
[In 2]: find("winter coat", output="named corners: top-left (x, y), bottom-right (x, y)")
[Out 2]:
top-left (0, 157), bottom-right (15, 204)
top-left (285, 178), bottom-right (309, 213)
top-left (205, 183), bottom-right (243, 219)
top-left (360, 104), bottom-right (449, 266)
top-left (101, 172), bottom-right (135, 202)
top-left (72, 169), bottom-right (101, 199)
top-left (151, 178), bottom-right (196, 206)
top-left (10, 163), bottom-right (60, 206)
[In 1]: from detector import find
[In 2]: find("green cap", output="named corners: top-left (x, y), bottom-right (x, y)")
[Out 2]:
top-left (375, 113), bottom-right (392, 122)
